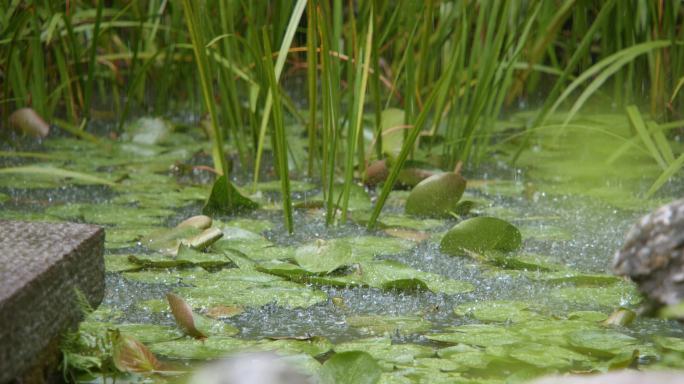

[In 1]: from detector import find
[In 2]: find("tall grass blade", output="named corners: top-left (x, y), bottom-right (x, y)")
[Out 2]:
top-left (261, 29), bottom-right (294, 234)
top-left (252, 0), bottom-right (307, 191)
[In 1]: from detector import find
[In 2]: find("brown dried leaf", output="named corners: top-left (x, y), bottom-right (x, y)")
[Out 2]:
top-left (111, 330), bottom-right (162, 373)
top-left (166, 292), bottom-right (207, 339)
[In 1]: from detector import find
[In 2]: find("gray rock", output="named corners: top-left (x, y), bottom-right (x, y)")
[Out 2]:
top-left (532, 370), bottom-right (684, 384)
top-left (0, 221), bottom-right (105, 383)
top-left (613, 198), bottom-right (684, 307)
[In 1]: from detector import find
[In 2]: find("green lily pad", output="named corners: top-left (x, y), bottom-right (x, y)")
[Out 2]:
top-left (122, 267), bottom-right (209, 285)
top-left (405, 173), bottom-right (466, 218)
top-left (335, 339), bottom-right (434, 366)
top-left (566, 329), bottom-right (638, 357)
top-left (295, 239), bottom-right (353, 274)
top-left (114, 323), bottom-right (183, 344)
top-left (320, 260), bottom-right (474, 294)
top-left (509, 342), bottom-right (590, 369)
top-left (440, 217), bottom-right (522, 255)
top-left (321, 351), bottom-right (382, 384)
top-left (485, 252), bottom-right (561, 272)
top-left (222, 218), bottom-right (274, 233)
top-left (654, 336), bottom-right (684, 353)
top-left (149, 337), bottom-right (255, 359)
top-left (179, 268), bottom-right (328, 309)
top-left (549, 283), bottom-right (641, 307)
top-left (203, 175), bottom-right (259, 216)
top-left (104, 254), bottom-right (141, 272)
top-left (254, 336), bottom-right (333, 357)
top-left (426, 324), bottom-right (523, 347)
top-left (346, 315), bottom-right (432, 335)
top-left (454, 301), bottom-right (542, 323)
top-left (47, 203), bottom-right (174, 227)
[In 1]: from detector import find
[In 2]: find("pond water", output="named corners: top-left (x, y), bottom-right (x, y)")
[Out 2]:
top-left (2, 113), bottom-right (684, 383)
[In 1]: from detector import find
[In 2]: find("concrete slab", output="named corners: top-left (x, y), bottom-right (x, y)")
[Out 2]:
top-left (0, 220), bottom-right (104, 383)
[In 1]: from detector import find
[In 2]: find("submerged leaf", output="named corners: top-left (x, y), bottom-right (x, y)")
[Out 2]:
top-left (440, 216), bottom-right (522, 255)
top-left (203, 175), bottom-right (259, 216)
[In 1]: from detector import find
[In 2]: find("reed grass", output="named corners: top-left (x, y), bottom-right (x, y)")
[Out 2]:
top-left (3, 1), bottom-right (684, 229)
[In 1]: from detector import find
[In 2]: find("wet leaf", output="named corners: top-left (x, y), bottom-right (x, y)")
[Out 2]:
top-left (295, 239), bottom-right (353, 274)
top-left (321, 351), bottom-right (382, 384)
top-left (346, 315), bottom-right (431, 335)
top-left (454, 301), bottom-right (542, 323)
top-left (149, 337), bottom-right (254, 360)
top-left (111, 330), bottom-right (162, 373)
top-left (440, 216), bottom-right (522, 255)
top-left (566, 329), bottom-right (638, 357)
top-left (405, 172), bottom-right (466, 217)
top-left (166, 292), bottom-right (207, 339)
top-left (203, 175), bottom-right (259, 216)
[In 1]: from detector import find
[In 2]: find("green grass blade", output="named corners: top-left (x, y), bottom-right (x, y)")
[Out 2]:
top-left (261, 29), bottom-right (294, 234)
top-left (252, 0), bottom-right (307, 191)
top-left (341, 7), bottom-right (373, 223)
top-left (625, 105), bottom-right (667, 169)
top-left (646, 153), bottom-right (684, 198)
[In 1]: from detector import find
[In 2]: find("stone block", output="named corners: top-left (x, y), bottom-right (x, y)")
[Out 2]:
top-left (0, 221), bottom-right (105, 383)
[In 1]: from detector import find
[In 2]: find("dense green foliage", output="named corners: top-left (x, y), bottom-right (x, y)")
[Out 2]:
top-left (2, 1), bottom-right (684, 225)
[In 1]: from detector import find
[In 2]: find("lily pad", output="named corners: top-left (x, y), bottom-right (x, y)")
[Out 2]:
top-left (346, 315), bottom-right (432, 335)
top-left (426, 324), bottom-right (523, 347)
top-left (405, 173), bottom-right (466, 217)
top-left (179, 268), bottom-right (328, 309)
top-left (454, 301), bottom-right (542, 323)
top-left (149, 337), bottom-right (254, 360)
top-left (440, 217), bottom-right (522, 255)
top-left (295, 239), bottom-right (353, 274)
top-left (321, 351), bottom-right (382, 384)
top-left (566, 329), bottom-right (638, 357)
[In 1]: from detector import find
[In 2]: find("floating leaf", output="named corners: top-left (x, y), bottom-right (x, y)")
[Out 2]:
top-left (203, 175), bottom-right (259, 216)
top-left (321, 351), bottom-right (382, 384)
top-left (346, 315), bottom-right (431, 335)
top-left (0, 166), bottom-right (116, 186)
top-left (294, 239), bottom-right (353, 274)
top-left (111, 330), bottom-right (162, 373)
top-left (166, 293), bottom-right (207, 339)
top-left (405, 172), bottom-right (466, 217)
top-left (440, 216), bottom-right (522, 255)
top-left (566, 329), bottom-right (638, 357)
top-left (454, 301), bottom-right (542, 323)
